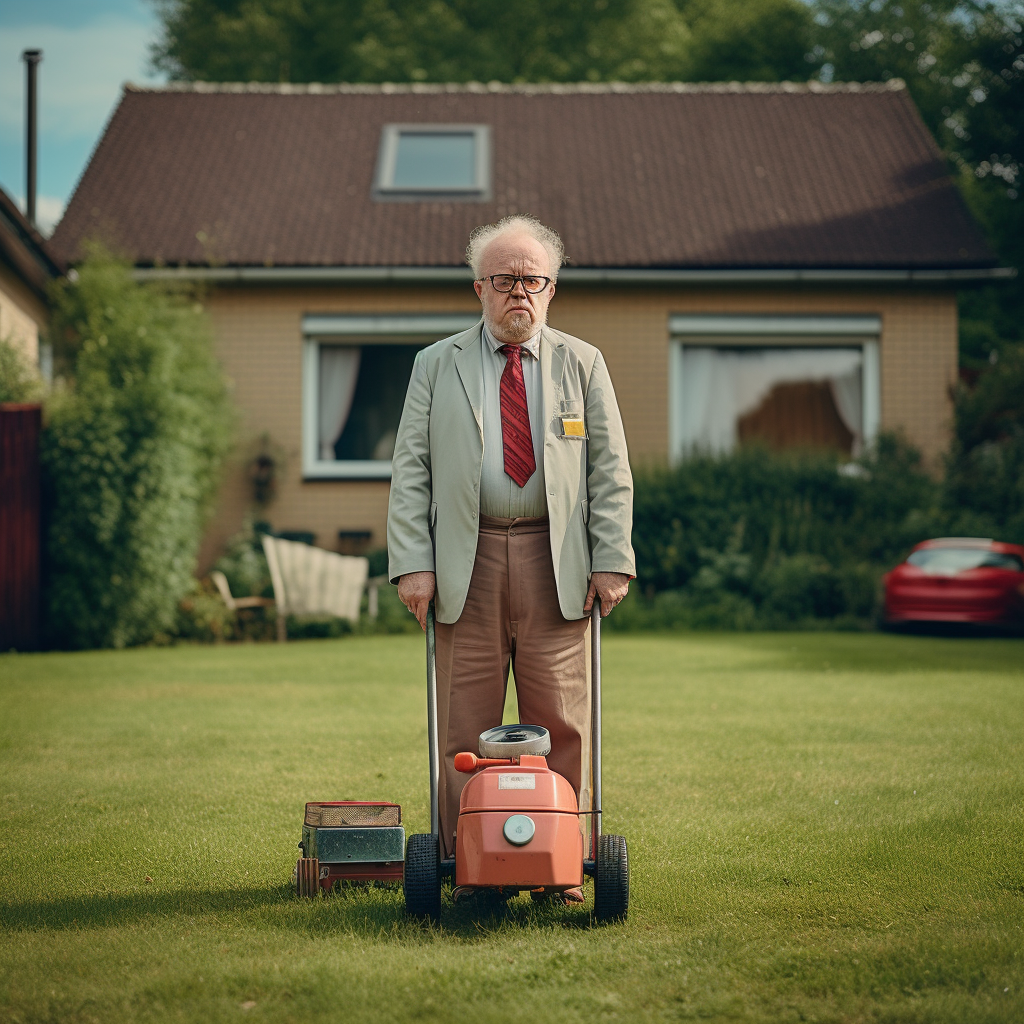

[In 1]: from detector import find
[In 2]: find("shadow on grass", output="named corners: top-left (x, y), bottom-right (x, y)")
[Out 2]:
top-left (274, 886), bottom-right (598, 940)
top-left (0, 885), bottom-right (291, 931)
top-left (883, 620), bottom-right (1023, 639)
top-left (0, 884), bottom-right (598, 939)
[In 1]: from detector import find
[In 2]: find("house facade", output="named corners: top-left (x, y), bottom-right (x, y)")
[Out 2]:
top-left (1, 186), bottom-right (60, 372)
top-left (50, 82), bottom-right (1004, 565)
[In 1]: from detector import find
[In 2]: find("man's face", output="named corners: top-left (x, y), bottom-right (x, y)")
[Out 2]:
top-left (473, 232), bottom-right (555, 344)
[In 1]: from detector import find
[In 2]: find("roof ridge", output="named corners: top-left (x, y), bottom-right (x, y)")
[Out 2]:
top-left (126, 79), bottom-right (906, 96)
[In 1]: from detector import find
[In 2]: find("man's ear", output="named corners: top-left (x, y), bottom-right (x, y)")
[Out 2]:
top-left (473, 279), bottom-right (484, 300)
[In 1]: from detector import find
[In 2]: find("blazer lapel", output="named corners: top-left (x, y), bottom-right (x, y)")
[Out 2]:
top-left (454, 324), bottom-right (485, 436)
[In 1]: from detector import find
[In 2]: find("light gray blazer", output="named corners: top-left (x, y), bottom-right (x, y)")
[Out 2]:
top-left (387, 322), bottom-right (635, 623)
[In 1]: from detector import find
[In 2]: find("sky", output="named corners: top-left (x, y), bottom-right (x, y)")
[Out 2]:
top-left (1, 0), bottom-right (167, 235)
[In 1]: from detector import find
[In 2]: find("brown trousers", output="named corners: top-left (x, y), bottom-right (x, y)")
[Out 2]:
top-left (434, 514), bottom-right (590, 859)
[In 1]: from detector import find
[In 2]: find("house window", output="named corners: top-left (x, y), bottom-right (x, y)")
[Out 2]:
top-left (374, 124), bottom-right (491, 200)
top-left (668, 315), bottom-right (881, 461)
top-left (302, 313), bottom-right (480, 479)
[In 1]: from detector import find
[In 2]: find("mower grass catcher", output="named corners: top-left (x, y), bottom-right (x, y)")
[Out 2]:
top-left (295, 801), bottom-right (405, 896)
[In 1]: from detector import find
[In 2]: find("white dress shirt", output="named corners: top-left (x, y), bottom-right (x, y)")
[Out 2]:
top-left (479, 324), bottom-right (548, 518)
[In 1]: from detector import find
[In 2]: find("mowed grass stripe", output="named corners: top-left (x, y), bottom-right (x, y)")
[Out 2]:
top-left (1, 632), bottom-right (1022, 1023)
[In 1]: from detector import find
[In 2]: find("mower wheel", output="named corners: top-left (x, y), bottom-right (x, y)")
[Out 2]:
top-left (594, 834), bottom-right (629, 923)
top-left (404, 833), bottom-right (441, 923)
top-left (296, 857), bottom-right (320, 898)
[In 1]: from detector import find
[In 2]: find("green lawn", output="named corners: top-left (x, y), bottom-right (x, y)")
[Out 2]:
top-left (1, 632), bottom-right (1022, 1024)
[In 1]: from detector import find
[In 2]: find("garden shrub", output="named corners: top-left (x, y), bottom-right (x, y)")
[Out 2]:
top-left (42, 247), bottom-right (233, 649)
top-left (618, 437), bottom-right (940, 630)
top-left (0, 336), bottom-right (43, 403)
top-left (173, 579), bottom-right (238, 643)
top-left (631, 435), bottom-right (939, 596)
top-left (755, 554), bottom-right (845, 623)
top-left (213, 517), bottom-right (273, 600)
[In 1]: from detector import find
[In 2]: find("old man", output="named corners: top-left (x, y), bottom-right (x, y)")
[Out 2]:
top-left (387, 215), bottom-right (635, 890)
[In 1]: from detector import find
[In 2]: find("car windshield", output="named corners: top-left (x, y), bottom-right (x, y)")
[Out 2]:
top-left (907, 548), bottom-right (1024, 574)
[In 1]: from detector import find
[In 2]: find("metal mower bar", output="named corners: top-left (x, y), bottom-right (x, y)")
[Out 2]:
top-left (425, 598), bottom-right (603, 878)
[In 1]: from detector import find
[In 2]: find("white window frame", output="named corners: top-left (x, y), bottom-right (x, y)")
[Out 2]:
top-left (373, 124), bottom-right (492, 200)
top-left (302, 313), bottom-right (480, 480)
top-left (667, 314), bottom-right (882, 464)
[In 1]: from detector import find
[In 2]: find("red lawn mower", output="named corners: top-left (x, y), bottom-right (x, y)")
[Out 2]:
top-left (403, 599), bottom-right (629, 923)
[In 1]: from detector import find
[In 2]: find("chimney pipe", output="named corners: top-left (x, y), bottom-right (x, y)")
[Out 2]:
top-left (22, 49), bottom-right (42, 227)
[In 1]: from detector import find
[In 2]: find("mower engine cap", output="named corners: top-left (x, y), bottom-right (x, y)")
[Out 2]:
top-left (503, 814), bottom-right (536, 846)
top-left (479, 724), bottom-right (551, 758)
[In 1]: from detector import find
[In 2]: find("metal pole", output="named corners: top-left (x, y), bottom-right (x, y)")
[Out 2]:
top-left (590, 597), bottom-right (602, 860)
top-left (426, 603), bottom-right (440, 838)
top-left (22, 50), bottom-right (42, 227)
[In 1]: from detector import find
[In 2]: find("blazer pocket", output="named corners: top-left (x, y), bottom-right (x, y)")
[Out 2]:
top-left (559, 398), bottom-right (587, 439)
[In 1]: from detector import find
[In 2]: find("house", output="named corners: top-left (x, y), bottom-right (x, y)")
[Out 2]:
top-left (49, 81), bottom-right (1005, 565)
top-left (1, 184), bottom-right (60, 373)
top-left (0, 183), bottom-right (62, 651)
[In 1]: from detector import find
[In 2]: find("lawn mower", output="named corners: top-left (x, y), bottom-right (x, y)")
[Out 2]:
top-left (403, 599), bottom-right (629, 923)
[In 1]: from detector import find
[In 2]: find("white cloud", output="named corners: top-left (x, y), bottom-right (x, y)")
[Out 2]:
top-left (11, 193), bottom-right (65, 236)
top-left (0, 16), bottom-right (165, 140)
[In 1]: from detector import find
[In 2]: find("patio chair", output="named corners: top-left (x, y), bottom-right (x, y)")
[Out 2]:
top-left (260, 535), bottom-right (370, 642)
top-left (209, 570), bottom-right (276, 613)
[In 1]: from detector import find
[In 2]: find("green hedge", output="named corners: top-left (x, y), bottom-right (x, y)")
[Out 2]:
top-left (620, 437), bottom-right (942, 630)
top-left (42, 248), bottom-right (233, 649)
top-left (632, 436), bottom-right (938, 589)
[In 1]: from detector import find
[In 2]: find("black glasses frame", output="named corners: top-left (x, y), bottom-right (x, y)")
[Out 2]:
top-left (478, 274), bottom-right (552, 294)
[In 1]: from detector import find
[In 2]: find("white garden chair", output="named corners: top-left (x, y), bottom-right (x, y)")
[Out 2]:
top-left (260, 535), bottom-right (370, 642)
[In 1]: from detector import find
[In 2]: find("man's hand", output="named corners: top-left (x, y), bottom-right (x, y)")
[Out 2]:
top-left (398, 571), bottom-right (436, 631)
top-left (583, 572), bottom-right (631, 617)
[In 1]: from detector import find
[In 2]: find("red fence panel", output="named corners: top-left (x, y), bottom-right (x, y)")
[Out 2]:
top-left (0, 403), bottom-right (42, 651)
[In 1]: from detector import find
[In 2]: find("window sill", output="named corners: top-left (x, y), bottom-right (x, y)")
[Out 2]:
top-left (303, 459), bottom-right (393, 481)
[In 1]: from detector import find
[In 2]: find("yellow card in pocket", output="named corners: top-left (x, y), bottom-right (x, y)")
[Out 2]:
top-left (561, 416), bottom-right (586, 437)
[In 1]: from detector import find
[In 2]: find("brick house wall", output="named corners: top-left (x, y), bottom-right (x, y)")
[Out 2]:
top-left (198, 284), bottom-right (957, 567)
top-left (0, 261), bottom-right (48, 366)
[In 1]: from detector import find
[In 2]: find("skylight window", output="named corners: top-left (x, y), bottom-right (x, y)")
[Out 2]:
top-left (374, 124), bottom-right (491, 200)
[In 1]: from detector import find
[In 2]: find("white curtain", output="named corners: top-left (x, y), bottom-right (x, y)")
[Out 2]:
top-left (679, 347), bottom-right (863, 454)
top-left (829, 368), bottom-right (864, 455)
top-left (318, 346), bottom-right (361, 460)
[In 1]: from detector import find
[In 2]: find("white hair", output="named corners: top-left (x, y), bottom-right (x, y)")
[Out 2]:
top-left (466, 215), bottom-right (565, 282)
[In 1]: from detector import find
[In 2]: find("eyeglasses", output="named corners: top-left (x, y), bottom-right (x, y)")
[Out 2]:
top-left (478, 274), bottom-right (552, 294)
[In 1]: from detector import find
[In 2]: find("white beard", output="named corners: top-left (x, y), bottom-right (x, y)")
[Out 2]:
top-left (490, 309), bottom-right (535, 343)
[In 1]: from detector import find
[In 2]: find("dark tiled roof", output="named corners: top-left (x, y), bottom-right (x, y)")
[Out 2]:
top-left (0, 186), bottom-right (63, 297)
top-left (50, 81), bottom-right (994, 271)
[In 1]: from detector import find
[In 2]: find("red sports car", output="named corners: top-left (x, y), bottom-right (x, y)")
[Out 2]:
top-left (884, 538), bottom-right (1024, 628)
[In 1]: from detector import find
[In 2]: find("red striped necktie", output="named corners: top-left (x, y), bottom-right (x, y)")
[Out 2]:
top-left (499, 344), bottom-right (536, 487)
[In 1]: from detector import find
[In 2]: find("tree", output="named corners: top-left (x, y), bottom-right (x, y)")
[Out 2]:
top-left (682, 0), bottom-right (813, 82)
top-left (811, 1), bottom-right (1024, 364)
top-left (42, 247), bottom-right (234, 649)
top-left (153, 0), bottom-right (689, 83)
top-left (943, 342), bottom-right (1024, 541)
top-left (151, 0), bottom-right (813, 84)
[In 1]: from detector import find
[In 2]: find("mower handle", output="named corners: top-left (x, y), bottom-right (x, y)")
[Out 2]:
top-left (425, 597), bottom-right (604, 855)
top-left (426, 603), bottom-right (440, 838)
top-left (590, 597), bottom-right (602, 861)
